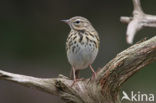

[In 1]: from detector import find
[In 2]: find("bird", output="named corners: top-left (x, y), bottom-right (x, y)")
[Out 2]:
top-left (62, 16), bottom-right (100, 85)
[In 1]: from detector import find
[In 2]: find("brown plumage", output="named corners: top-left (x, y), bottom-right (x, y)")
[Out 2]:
top-left (62, 16), bottom-right (100, 86)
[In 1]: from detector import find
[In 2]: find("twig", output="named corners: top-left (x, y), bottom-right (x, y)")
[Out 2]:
top-left (120, 0), bottom-right (156, 44)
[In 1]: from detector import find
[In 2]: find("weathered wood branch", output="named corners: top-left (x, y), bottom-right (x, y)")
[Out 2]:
top-left (0, 0), bottom-right (156, 103)
top-left (120, 0), bottom-right (156, 44)
top-left (0, 36), bottom-right (156, 103)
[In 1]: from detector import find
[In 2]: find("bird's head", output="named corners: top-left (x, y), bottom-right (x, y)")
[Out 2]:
top-left (62, 16), bottom-right (93, 31)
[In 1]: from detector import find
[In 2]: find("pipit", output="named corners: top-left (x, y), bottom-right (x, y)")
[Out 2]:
top-left (62, 16), bottom-right (100, 85)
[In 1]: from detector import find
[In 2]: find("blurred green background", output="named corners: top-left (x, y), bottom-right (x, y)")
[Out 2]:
top-left (0, 0), bottom-right (155, 103)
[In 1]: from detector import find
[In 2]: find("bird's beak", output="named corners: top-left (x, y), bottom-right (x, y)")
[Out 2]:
top-left (61, 19), bottom-right (70, 24)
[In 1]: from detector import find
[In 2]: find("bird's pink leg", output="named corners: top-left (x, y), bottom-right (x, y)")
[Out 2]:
top-left (89, 65), bottom-right (96, 80)
top-left (71, 67), bottom-right (77, 87)
top-left (71, 67), bottom-right (84, 87)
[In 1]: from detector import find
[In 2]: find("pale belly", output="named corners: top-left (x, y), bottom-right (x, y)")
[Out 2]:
top-left (67, 43), bottom-right (98, 70)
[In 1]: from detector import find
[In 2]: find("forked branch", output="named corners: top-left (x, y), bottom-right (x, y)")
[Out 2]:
top-left (0, 36), bottom-right (156, 103)
top-left (0, 0), bottom-right (156, 103)
top-left (120, 0), bottom-right (156, 44)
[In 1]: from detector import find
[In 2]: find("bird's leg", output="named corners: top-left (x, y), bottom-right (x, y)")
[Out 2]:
top-left (71, 67), bottom-right (78, 87)
top-left (71, 67), bottom-right (84, 87)
top-left (89, 65), bottom-right (96, 80)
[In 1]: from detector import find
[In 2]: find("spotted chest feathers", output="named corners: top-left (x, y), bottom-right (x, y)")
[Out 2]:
top-left (66, 30), bottom-right (99, 54)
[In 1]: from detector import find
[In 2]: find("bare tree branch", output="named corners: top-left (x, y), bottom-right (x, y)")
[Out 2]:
top-left (0, 0), bottom-right (156, 103)
top-left (0, 70), bottom-right (66, 95)
top-left (133, 0), bottom-right (143, 12)
top-left (120, 0), bottom-right (156, 44)
top-left (96, 36), bottom-right (156, 94)
top-left (0, 36), bottom-right (156, 103)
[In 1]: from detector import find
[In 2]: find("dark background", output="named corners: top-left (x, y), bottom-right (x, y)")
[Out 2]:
top-left (0, 0), bottom-right (155, 103)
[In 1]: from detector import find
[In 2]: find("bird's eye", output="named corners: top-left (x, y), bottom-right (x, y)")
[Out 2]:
top-left (75, 20), bottom-right (80, 24)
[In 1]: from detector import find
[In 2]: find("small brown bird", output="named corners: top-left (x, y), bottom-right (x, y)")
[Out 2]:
top-left (62, 16), bottom-right (100, 85)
